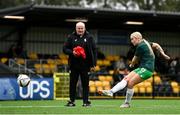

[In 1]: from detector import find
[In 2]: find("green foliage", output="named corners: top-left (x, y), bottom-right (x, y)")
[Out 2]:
top-left (0, 0), bottom-right (30, 9)
top-left (1, 0), bottom-right (180, 11)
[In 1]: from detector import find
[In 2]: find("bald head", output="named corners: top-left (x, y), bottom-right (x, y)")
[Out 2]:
top-left (76, 22), bottom-right (86, 36)
top-left (76, 22), bottom-right (85, 28)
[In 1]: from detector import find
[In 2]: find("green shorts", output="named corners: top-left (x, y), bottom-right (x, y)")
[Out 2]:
top-left (133, 68), bottom-right (153, 80)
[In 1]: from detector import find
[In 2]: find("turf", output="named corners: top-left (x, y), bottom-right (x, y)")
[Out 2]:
top-left (0, 99), bottom-right (180, 114)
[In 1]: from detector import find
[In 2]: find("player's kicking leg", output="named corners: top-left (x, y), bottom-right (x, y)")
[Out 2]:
top-left (98, 90), bottom-right (113, 97)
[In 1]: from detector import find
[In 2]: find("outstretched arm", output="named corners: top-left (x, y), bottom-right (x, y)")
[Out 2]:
top-left (151, 43), bottom-right (170, 60)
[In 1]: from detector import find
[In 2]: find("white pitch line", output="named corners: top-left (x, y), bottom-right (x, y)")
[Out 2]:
top-left (0, 105), bottom-right (179, 109)
top-left (0, 105), bottom-right (116, 108)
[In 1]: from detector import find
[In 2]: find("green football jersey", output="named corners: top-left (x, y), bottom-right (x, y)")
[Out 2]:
top-left (135, 39), bottom-right (155, 72)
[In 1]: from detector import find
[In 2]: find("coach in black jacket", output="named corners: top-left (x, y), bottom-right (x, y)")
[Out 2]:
top-left (63, 22), bottom-right (97, 107)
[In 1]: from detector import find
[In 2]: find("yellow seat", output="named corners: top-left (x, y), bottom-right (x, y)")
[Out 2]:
top-left (49, 64), bottom-right (57, 73)
top-left (171, 81), bottom-right (178, 88)
top-left (144, 81), bottom-right (151, 88)
top-left (139, 87), bottom-right (146, 93)
top-left (55, 59), bottom-right (62, 65)
top-left (94, 81), bottom-right (103, 87)
top-left (133, 86), bottom-right (138, 93)
top-left (42, 64), bottom-right (51, 74)
top-left (104, 86), bottom-right (111, 90)
top-left (89, 81), bottom-right (95, 87)
top-left (47, 59), bottom-right (55, 64)
top-left (106, 55), bottom-right (114, 61)
top-left (97, 60), bottom-right (103, 66)
top-left (16, 58), bottom-right (25, 65)
top-left (137, 82), bottom-right (144, 88)
top-left (89, 86), bottom-right (96, 93)
top-left (62, 59), bottom-right (68, 65)
top-left (103, 60), bottom-right (111, 66)
top-left (59, 54), bottom-right (68, 59)
top-left (1, 57), bottom-right (8, 64)
top-left (28, 52), bottom-right (38, 59)
top-left (172, 87), bottom-right (179, 93)
top-left (95, 65), bottom-right (100, 71)
top-left (98, 75), bottom-right (106, 81)
top-left (102, 81), bottom-right (110, 87)
top-left (105, 76), bottom-right (113, 82)
top-left (146, 87), bottom-right (152, 93)
top-left (96, 86), bottom-right (103, 91)
top-left (113, 56), bottom-right (120, 61)
top-left (154, 76), bottom-right (161, 84)
top-left (34, 64), bottom-right (42, 73)
top-left (109, 70), bottom-right (114, 75)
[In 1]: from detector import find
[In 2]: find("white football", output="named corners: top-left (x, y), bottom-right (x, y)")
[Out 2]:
top-left (17, 74), bottom-right (30, 87)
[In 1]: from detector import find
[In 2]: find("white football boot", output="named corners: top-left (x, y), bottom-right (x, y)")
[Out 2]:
top-left (99, 90), bottom-right (113, 97)
top-left (120, 102), bottom-right (130, 108)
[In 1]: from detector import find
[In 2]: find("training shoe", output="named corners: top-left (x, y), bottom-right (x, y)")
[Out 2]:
top-left (120, 102), bottom-right (130, 108)
top-left (98, 90), bottom-right (113, 97)
top-left (65, 100), bottom-right (75, 107)
top-left (82, 101), bottom-right (91, 107)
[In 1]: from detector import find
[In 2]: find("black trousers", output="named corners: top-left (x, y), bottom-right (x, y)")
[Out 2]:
top-left (69, 68), bottom-right (89, 103)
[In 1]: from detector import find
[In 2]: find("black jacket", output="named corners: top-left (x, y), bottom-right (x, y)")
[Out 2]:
top-left (63, 31), bottom-right (97, 70)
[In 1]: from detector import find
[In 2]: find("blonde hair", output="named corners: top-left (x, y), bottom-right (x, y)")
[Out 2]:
top-left (130, 31), bottom-right (142, 40)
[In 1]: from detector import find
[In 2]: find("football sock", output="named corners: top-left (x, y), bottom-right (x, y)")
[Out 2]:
top-left (125, 88), bottom-right (134, 103)
top-left (110, 79), bottom-right (127, 93)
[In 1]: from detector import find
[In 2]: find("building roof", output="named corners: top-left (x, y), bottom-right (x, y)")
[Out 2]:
top-left (0, 4), bottom-right (180, 31)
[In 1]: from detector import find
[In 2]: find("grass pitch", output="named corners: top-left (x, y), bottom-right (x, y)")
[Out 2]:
top-left (0, 99), bottom-right (180, 114)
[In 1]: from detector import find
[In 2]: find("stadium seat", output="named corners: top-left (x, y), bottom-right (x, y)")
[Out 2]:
top-left (146, 87), bottom-right (153, 93)
top-left (96, 86), bottom-right (103, 91)
top-left (98, 75), bottom-right (106, 81)
top-left (105, 76), bottom-right (113, 82)
top-left (172, 87), bottom-right (179, 93)
top-left (154, 76), bottom-right (162, 84)
top-left (103, 60), bottom-right (111, 66)
top-left (106, 55), bottom-right (113, 61)
top-left (59, 54), bottom-right (68, 59)
top-left (28, 52), bottom-right (38, 59)
top-left (137, 82), bottom-right (144, 88)
top-left (113, 55), bottom-right (120, 61)
top-left (0, 57), bottom-right (8, 64)
top-left (61, 59), bottom-right (68, 65)
top-left (139, 87), bottom-right (146, 93)
top-left (133, 86), bottom-right (139, 93)
top-left (109, 70), bottom-right (114, 75)
top-left (171, 81), bottom-right (178, 88)
top-left (95, 81), bottom-right (103, 87)
top-left (16, 58), bottom-right (25, 65)
top-left (102, 81), bottom-right (110, 87)
top-left (89, 86), bottom-right (96, 93)
top-left (55, 59), bottom-right (62, 65)
top-left (42, 64), bottom-right (51, 74)
top-left (104, 86), bottom-right (111, 90)
top-left (144, 81), bottom-right (152, 88)
top-left (47, 59), bottom-right (55, 64)
top-left (97, 60), bottom-right (103, 66)
top-left (49, 64), bottom-right (57, 73)
top-left (89, 81), bottom-right (95, 87)
top-left (95, 65), bottom-right (100, 71)
top-left (34, 64), bottom-right (42, 73)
